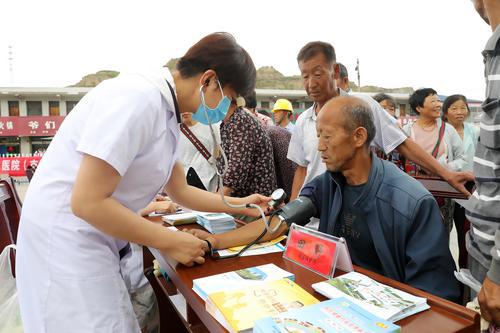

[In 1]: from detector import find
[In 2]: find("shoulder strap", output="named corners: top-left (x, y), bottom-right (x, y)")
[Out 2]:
top-left (431, 121), bottom-right (446, 158)
top-left (180, 124), bottom-right (211, 161)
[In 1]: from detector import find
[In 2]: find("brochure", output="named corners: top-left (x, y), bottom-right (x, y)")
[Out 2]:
top-left (192, 263), bottom-right (294, 301)
top-left (312, 272), bottom-right (429, 322)
top-left (206, 278), bottom-right (319, 333)
top-left (254, 297), bottom-right (401, 333)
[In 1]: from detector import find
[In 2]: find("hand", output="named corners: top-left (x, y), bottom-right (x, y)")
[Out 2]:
top-left (184, 228), bottom-right (212, 240)
top-left (239, 194), bottom-right (272, 217)
top-left (478, 277), bottom-right (500, 325)
top-left (443, 170), bottom-right (474, 197)
top-left (159, 230), bottom-right (208, 267)
top-left (184, 229), bottom-right (219, 249)
top-left (155, 194), bottom-right (168, 202)
top-left (138, 200), bottom-right (179, 216)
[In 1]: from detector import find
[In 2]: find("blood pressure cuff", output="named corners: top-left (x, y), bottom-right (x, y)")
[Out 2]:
top-left (277, 196), bottom-right (317, 227)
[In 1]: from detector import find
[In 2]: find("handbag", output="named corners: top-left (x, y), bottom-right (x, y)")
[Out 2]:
top-left (0, 245), bottom-right (23, 333)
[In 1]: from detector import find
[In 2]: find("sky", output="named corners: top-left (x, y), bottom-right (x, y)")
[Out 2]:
top-left (0, 0), bottom-right (491, 100)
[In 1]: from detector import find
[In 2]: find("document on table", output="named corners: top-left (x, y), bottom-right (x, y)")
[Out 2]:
top-left (216, 236), bottom-right (286, 257)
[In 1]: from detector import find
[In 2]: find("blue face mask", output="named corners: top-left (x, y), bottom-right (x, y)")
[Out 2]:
top-left (192, 80), bottom-right (232, 125)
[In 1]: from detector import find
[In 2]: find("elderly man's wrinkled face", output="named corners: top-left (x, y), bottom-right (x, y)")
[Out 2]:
top-left (299, 53), bottom-right (338, 105)
top-left (316, 104), bottom-right (356, 173)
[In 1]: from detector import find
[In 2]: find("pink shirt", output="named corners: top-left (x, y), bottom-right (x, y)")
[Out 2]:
top-left (411, 122), bottom-right (448, 161)
top-left (245, 108), bottom-right (273, 127)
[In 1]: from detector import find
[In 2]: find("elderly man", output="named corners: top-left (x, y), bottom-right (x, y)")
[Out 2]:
top-left (192, 96), bottom-right (461, 302)
top-left (287, 41), bottom-right (473, 207)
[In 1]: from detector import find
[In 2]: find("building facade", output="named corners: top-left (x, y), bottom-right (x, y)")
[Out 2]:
top-left (0, 86), bottom-right (482, 155)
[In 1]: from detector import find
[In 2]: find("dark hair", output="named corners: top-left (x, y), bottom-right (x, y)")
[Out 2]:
top-left (409, 88), bottom-right (437, 113)
top-left (442, 94), bottom-right (469, 121)
top-left (373, 93), bottom-right (396, 108)
top-left (176, 32), bottom-right (256, 98)
top-left (258, 109), bottom-right (270, 117)
top-left (338, 63), bottom-right (348, 79)
top-left (297, 41), bottom-right (336, 65)
top-left (245, 90), bottom-right (257, 109)
top-left (341, 98), bottom-right (376, 147)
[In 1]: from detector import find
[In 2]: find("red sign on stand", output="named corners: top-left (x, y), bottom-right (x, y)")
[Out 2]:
top-left (0, 156), bottom-right (42, 176)
top-left (283, 224), bottom-right (339, 278)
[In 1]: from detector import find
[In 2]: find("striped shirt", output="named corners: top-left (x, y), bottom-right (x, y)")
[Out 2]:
top-left (465, 25), bottom-right (500, 284)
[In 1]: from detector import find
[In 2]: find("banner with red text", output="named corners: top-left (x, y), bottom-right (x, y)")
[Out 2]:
top-left (0, 156), bottom-right (42, 176)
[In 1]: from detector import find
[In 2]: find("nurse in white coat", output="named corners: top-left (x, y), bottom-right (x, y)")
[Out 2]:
top-left (16, 32), bottom-right (267, 332)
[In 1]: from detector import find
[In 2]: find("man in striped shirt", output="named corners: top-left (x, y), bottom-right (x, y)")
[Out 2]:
top-left (465, 0), bottom-right (500, 326)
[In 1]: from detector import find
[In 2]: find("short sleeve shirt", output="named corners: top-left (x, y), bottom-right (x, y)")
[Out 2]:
top-left (287, 90), bottom-right (407, 186)
top-left (19, 69), bottom-right (179, 277)
top-left (217, 108), bottom-right (277, 197)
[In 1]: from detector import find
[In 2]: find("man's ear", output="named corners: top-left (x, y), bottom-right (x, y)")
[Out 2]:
top-left (332, 63), bottom-right (340, 80)
top-left (198, 70), bottom-right (217, 91)
top-left (353, 127), bottom-right (368, 148)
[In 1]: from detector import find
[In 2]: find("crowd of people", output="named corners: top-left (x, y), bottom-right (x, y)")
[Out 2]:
top-left (13, 0), bottom-right (500, 332)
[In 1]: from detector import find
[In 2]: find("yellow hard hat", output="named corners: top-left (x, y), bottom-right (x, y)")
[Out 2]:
top-left (272, 99), bottom-right (293, 113)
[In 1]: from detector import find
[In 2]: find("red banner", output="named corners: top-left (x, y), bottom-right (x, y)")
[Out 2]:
top-left (0, 116), bottom-right (65, 137)
top-left (0, 156), bottom-right (42, 176)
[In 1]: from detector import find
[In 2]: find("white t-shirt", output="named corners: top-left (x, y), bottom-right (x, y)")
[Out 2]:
top-left (287, 91), bottom-right (407, 186)
top-left (16, 69), bottom-right (179, 332)
top-left (178, 122), bottom-right (220, 192)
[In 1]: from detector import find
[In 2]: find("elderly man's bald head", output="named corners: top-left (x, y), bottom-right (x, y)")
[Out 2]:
top-left (318, 96), bottom-right (376, 147)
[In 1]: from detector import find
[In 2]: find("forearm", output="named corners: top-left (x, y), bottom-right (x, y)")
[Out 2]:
top-left (169, 184), bottom-right (255, 214)
top-left (72, 196), bottom-right (173, 249)
top-left (290, 165), bottom-right (307, 200)
top-left (397, 138), bottom-right (451, 178)
top-left (166, 163), bottom-right (255, 214)
top-left (208, 216), bottom-right (287, 249)
top-left (488, 230), bottom-right (500, 284)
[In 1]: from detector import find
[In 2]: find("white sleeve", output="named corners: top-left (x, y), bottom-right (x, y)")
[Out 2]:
top-left (357, 95), bottom-right (407, 154)
top-left (77, 84), bottom-right (159, 176)
top-left (287, 118), bottom-right (308, 167)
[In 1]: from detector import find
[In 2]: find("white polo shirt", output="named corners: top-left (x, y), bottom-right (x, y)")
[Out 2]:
top-left (287, 90), bottom-right (407, 187)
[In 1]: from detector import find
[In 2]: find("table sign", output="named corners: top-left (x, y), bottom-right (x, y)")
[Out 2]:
top-left (282, 224), bottom-right (334, 277)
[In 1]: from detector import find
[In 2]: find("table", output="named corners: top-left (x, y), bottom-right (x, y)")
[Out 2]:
top-left (413, 176), bottom-right (473, 200)
top-left (146, 217), bottom-right (480, 333)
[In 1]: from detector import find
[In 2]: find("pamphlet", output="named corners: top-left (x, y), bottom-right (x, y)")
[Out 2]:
top-left (254, 297), bottom-right (401, 333)
top-left (207, 278), bottom-right (319, 333)
top-left (312, 272), bottom-right (429, 322)
top-left (192, 263), bottom-right (294, 301)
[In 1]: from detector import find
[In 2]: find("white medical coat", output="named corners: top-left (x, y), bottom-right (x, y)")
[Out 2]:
top-left (16, 68), bottom-right (179, 333)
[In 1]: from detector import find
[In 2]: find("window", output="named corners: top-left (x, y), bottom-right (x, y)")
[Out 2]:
top-left (66, 101), bottom-right (78, 113)
top-left (30, 136), bottom-right (52, 154)
top-left (27, 101), bottom-right (42, 116)
top-left (49, 101), bottom-right (60, 116)
top-left (0, 137), bottom-right (21, 155)
top-left (260, 101), bottom-right (270, 109)
top-left (8, 101), bottom-right (19, 116)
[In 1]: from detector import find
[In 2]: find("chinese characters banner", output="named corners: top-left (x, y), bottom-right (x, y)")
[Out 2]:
top-left (0, 156), bottom-right (42, 176)
top-left (0, 116), bottom-right (65, 136)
